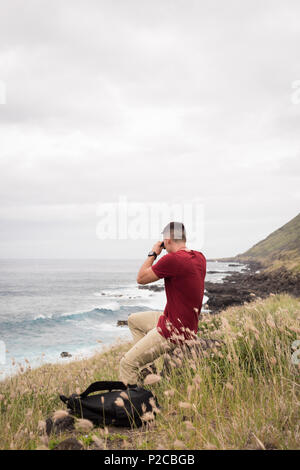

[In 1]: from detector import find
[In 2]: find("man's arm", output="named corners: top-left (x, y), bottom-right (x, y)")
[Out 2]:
top-left (136, 241), bottom-right (162, 285)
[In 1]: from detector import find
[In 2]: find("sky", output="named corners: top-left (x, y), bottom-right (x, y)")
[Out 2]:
top-left (0, 0), bottom-right (299, 259)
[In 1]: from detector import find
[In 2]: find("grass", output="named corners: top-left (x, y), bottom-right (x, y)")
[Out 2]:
top-left (0, 293), bottom-right (299, 450)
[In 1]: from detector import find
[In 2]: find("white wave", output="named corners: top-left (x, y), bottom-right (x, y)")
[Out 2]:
top-left (60, 301), bottom-right (120, 318)
top-left (95, 301), bottom-right (120, 311)
top-left (138, 290), bottom-right (166, 310)
top-left (59, 308), bottom-right (92, 318)
top-left (94, 282), bottom-right (165, 302)
top-left (94, 287), bottom-right (153, 300)
top-left (33, 314), bottom-right (47, 320)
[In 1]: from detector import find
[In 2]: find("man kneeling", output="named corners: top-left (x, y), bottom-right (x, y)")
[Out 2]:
top-left (119, 222), bottom-right (206, 387)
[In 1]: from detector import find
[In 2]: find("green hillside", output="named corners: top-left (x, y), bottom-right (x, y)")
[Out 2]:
top-left (235, 213), bottom-right (300, 272)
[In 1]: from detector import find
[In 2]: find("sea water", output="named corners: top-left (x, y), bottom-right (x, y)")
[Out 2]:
top-left (0, 258), bottom-right (245, 379)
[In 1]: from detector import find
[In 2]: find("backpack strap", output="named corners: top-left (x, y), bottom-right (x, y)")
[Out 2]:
top-left (80, 381), bottom-right (128, 398)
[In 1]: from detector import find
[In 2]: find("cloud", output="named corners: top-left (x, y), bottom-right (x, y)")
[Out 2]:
top-left (0, 0), bottom-right (299, 258)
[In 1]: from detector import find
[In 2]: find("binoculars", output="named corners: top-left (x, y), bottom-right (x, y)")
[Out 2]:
top-left (160, 242), bottom-right (165, 249)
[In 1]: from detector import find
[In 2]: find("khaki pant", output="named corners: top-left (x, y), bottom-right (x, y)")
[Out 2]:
top-left (119, 311), bottom-right (175, 385)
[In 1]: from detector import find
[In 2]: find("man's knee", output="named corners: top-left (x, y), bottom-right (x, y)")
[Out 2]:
top-left (127, 313), bottom-right (135, 328)
top-left (128, 311), bottom-right (148, 331)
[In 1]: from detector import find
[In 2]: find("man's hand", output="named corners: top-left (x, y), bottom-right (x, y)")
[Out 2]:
top-left (152, 241), bottom-right (163, 256)
top-left (136, 241), bottom-right (163, 285)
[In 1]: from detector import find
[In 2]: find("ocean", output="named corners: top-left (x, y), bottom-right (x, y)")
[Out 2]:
top-left (0, 258), bottom-right (245, 379)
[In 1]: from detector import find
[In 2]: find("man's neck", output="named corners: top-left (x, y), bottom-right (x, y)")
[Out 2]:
top-left (173, 244), bottom-right (189, 253)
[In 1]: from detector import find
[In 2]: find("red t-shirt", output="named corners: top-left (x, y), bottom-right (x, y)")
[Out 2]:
top-left (151, 250), bottom-right (206, 343)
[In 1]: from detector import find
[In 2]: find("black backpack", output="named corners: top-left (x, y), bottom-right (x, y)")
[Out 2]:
top-left (59, 381), bottom-right (159, 428)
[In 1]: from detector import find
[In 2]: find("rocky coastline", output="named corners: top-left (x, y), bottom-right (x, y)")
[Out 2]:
top-left (205, 261), bottom-right (300, 312)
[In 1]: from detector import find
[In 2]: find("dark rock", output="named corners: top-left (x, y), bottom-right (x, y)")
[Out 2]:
top-left (117, 320), bottom-right (128, 327)
top-left (138, 284), bottom-right (164, 292)
top-left (139, 363), bottom-right (157, 381)
top-left (46, 415), bottom-right (75, 436)
top-left (207, 271), bottom-right (233, 274)
top-left (205, 263), bottom-right (300, 313)
top-left (60, 352), bottom-right (72, 358)
top-left (53, 437), bottom-right (83, 451)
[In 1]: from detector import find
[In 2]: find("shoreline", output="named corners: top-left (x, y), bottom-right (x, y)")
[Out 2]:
top-left (205, 260), bottom-right (300, 312)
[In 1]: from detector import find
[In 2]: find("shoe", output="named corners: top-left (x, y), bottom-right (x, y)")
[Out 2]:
top-left (139, 363), bottom-right (157, 381)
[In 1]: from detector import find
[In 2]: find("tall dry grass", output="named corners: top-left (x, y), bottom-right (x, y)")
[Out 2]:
top-left (0, 293), bottom-right (299, 450)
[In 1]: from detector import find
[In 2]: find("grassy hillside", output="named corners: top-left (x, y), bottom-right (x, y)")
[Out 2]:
top-left (0, 294), bottom-right (299, 450)
top-left (235, 213), bottom-right (300, 272)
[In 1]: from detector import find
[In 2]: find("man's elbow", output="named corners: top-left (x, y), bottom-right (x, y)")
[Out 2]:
top-left (136, 275), bottom-right (146, 285)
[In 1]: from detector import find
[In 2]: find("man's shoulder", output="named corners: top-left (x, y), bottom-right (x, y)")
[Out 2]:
top-left (194, 251), bottom-right (206, 269)
top-left (176, 249), bottom-right (206, 260)
top-left (155, 252), bottom-right (178, 267)
top-left (194, 250), bottom-right (206, 261)
top-left (176, 250), bottom-right (206, 271)
top-left (161, 252), bottom-right (179, 263)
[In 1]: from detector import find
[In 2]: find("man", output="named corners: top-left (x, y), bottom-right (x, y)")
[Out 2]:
top-left (119, 221), bottom-right (206, 386)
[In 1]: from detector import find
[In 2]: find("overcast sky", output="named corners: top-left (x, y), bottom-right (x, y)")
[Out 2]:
top-left (0, 0), bottom-right (299, 259)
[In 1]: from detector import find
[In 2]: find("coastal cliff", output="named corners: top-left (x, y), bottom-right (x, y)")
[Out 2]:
top-left (206, 213), bottom-right (300, 312)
